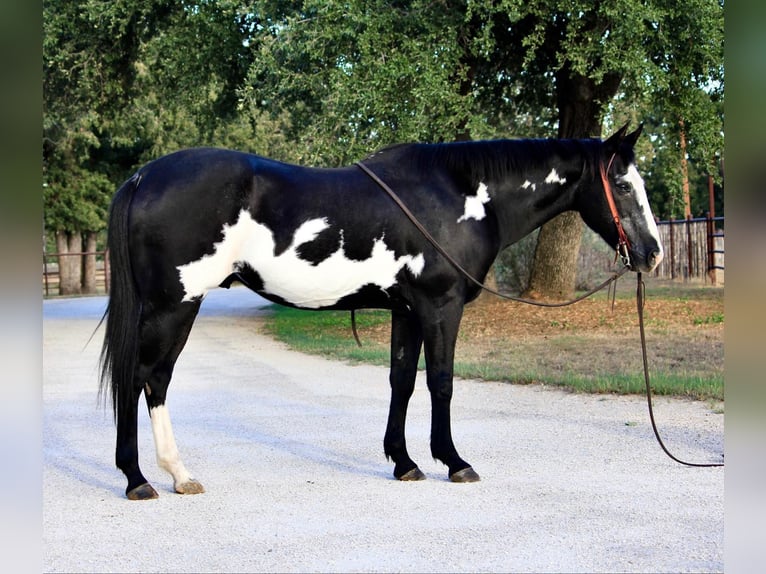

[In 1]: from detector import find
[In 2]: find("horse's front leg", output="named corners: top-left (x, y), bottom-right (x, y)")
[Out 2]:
top-left (421, 301), bottom-right (480, 482)
top-left (384, 309), bottom-right (425, 480)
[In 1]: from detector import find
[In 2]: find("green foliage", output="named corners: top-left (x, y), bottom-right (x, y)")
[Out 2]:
top-left (43, 0), bottom-right (269, 233)
top-left (693, 312), bottom-right (724, 325)
top-left (43, 0), bottom-right (165, 233)
top-left (43, 0), bottom-right (724, 236)
top-left (625, 0), bottom-right (724, 218)
top-left (43, 166), bottom-right (112, 232)
top-left (242, 0), bottom-right (482, 165)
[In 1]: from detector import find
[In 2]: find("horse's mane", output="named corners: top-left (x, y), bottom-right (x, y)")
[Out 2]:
top-left (366, 138), bottom-right (603, 184)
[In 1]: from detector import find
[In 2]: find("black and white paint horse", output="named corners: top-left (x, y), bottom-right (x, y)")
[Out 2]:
top-left (100, 123), bottom-right (663, 499)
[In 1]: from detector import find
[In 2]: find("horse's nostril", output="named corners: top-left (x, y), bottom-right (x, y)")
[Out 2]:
top-left (649, 248), bottom-right (663, 267)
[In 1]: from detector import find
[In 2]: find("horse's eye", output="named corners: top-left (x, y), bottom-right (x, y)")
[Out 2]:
top-left (616, 182), bottom-right (632, 194)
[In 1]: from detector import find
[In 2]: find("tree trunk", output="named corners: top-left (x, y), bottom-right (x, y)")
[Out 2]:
top-left (55, 231), bottom-right (82, 296)
top-left (679, 118), bottom-right (692, 218)
top-left (81, 232), bottom-right (98, 294)
top-left (522, 66), bottom-right (621, 301)
top-left (524, 211), bottom-right (583, 301)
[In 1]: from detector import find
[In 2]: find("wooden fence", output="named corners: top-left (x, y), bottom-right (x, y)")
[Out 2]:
top-left (43, 250), bottom-right (109, 297)
top-left (653, 214), bottom-right (724, 284)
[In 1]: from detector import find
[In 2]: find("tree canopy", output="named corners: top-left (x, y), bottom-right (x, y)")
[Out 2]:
top-left (43, 0), bottom-right (723, 291)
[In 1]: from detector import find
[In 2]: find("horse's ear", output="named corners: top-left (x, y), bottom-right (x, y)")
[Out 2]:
top-left (603, 122), bottom-right (630, 155)
top-left (623, 122), bottom-right (644, 149)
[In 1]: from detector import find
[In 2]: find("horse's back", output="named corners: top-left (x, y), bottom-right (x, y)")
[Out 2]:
top-left (122, 148), bottom-right (403, 306)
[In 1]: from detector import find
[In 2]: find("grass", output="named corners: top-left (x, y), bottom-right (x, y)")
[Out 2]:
top-left (259, 289), bottom-right (724, 402)
top-left (262, 307), bottom-right (394, 365)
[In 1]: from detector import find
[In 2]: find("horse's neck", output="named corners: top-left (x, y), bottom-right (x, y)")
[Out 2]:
top-left (488, 155), bottom-right (585, 249)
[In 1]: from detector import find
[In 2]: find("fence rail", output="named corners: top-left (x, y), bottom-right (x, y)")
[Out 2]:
top-left (654, 213), bottom-right (724, 284)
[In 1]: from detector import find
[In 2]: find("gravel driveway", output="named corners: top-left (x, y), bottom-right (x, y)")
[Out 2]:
top-left (43, 287), bottom-right (724, 573)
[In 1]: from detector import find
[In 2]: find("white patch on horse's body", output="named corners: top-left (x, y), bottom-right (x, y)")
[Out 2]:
top-left (457, 182), bottom-right (491, 223)
top-left (150, 404), bottom-right (201, 493)
top-left (544, 168), bottom-right (566, 185)
top-left (177, 210), bottom-right (425, 307)
top-left (521, 180), bottom-right (536, 191)
top-left (621, 164), bottom-right (664, 261)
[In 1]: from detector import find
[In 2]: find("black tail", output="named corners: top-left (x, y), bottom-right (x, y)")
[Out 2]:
top-left (98, 173), bottom-right (142, 421)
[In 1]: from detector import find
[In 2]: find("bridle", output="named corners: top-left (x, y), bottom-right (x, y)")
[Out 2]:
top-left (599, 153), bottom-right (632, 269)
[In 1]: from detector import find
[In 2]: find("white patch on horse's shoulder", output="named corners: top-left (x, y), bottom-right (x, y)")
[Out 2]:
top-left (407, 253), bottom-right (425, 276)
top-left (544, 168), bottom-right (566, 185)
top-left (521, 180), bottom-right (536, 191)
top-left (292, 217), bottom-right (329, 246)
top-left (177, 210), bottom-right (425, 308)
top-left (457, 182), bottom-right (491, 223)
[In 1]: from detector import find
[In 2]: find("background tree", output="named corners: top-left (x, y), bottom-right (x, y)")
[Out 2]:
top-left (43, 0), bottom-right (263, 293)
top-left (44, 0), bottom-right (168, 293)
top-left (490, 0), bottom-right (724, 299)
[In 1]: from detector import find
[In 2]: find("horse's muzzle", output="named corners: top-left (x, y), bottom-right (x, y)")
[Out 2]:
top-left (638, 247), bottom-right (663, 273)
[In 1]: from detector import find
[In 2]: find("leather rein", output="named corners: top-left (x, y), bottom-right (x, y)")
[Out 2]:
top-left (354, 158), bottom-right (724, 469)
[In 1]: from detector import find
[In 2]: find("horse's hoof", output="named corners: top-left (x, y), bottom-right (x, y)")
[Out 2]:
top-left (449, 467), bottom-right (480, 483)
top-left (398, 467), bottom-right (426, 481)
top-left (127, 483), bottom-right (159, 500)
top-left (175, 479), bottom-right (205, 495)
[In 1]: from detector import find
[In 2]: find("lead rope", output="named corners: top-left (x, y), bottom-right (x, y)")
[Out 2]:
top-left (636, 272), bottom-right (724, 467)
top-left (355, 161), bottom-right (723, 468)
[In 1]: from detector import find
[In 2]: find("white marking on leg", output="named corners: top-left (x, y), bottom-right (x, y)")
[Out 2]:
top-left (177, 211), bottom-right (425, 307)
top-left (521, 180), bottom-right (536, 191)
top-left (457, 182), bottom-right (491, 223)
top-left (544, 168), bottom-right (566, 185)
top-left (150, 404), bottom-right (195, 490)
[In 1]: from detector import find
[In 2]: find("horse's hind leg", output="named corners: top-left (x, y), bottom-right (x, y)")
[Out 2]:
top-left (116, 383), bottom-right (156, 500)
top-left (384, 309), bottom-right (426, 480)
top-left (148, 402), bottom-right (204, 495)
top-left (137, 300), bottom-right (203, 496)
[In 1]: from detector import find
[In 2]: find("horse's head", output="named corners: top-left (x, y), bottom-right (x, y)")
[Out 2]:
top-left (579, 123), bottom-right (664, 273)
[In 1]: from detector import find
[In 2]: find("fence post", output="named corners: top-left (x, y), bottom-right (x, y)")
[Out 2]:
top-left (669, 216), bottom-right (676, 279)
top-left (706, 211), bottom-right (716, 285)
top-left (43, 253), bottom-right (50, 297)
top-left (686, 213), bottom-right (694, 279)
top-left (654, 216), bottom-right (661, 277)
top-left (104, 249), bottom-right (110, 295)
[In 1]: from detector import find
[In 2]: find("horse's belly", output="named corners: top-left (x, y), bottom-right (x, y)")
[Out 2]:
top-left (176, 210), bottom-right (424, 308)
